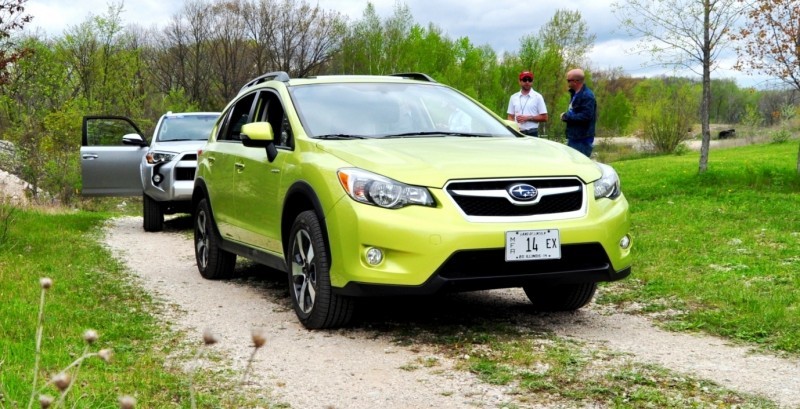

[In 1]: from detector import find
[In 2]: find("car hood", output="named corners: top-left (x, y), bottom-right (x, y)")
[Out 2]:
top-left (315, 137), bottom-right (602, 187)
top-left (152, 139), bottom-right (208, 153)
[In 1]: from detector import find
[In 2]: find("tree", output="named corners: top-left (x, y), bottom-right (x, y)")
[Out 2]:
top-left (733, 0), bottom-right (800, 92)
top-left (612, 0), bottom-right (746, 172)
top-left (0, 0), bottom-right (32, 85)
top-left (732, 0), bottom-right (800, 173)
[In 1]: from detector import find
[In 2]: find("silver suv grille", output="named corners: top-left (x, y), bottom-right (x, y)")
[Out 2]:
top-left (445, 178), bottom-right (585, 222)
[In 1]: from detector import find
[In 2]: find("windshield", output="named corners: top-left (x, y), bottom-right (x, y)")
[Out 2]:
top-left (289, 82), bottom-right (514, 139)
top-left (156, 114), bottom-right (219, 142)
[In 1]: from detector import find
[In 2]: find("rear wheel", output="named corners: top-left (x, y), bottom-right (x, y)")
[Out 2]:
top-left (288, 210), bottom-right (354, 329)
top-left (194, 198), bottom-right (236, 279)
top-left (523, 282), bottom-right (597, 311)
top-left (143, 194), bottom-right (164, 232)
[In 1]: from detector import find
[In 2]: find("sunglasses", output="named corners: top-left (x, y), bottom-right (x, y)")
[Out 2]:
top-left (521, 78), bottom-right (533, 82)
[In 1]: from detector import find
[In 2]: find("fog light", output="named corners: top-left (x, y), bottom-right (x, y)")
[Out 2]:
top-left (620, 234), bottom-right (631, 250)
top-left (152, 174), bottom-right (163, 184)
top-left (365, 247), bottom-right (383, 266)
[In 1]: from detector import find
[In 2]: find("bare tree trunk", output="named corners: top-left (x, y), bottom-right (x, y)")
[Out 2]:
top-left (698, 0), bottom-right (712, 174)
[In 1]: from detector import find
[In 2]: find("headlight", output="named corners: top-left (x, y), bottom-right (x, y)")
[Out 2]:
top-left (594, 162), bottom-right (621, 199)
top-left (146, 151), bottom-right (176, 164)
top-left (337, 168), bottom-right (434, 209)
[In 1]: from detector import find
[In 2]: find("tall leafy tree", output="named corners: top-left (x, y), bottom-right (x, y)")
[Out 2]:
top-left (612, 0), bottom-right (746, 172)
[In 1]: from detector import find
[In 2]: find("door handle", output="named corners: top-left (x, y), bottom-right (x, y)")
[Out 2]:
top-left (235, 163), bottom-right (245, 171)
top-left (82, 154), bottom-right (98, 160)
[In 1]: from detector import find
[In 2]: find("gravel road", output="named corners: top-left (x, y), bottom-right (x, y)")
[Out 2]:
top-left (100, 216), bottom-right (800, 409)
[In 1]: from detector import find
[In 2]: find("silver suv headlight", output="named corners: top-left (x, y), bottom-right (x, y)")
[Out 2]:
top-left (593, 162), bottom-right (621, 199)
top-left (337, 168), bottom-right (434, 209)
top-left (146, 151), bottom-right (177, 164)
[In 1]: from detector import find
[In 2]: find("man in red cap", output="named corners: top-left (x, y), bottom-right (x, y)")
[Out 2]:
top-left (507, 70), bottom-right (548, 136)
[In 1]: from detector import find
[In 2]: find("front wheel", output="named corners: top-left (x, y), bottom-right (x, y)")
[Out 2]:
top-left (288, 210), bottom-right (354, 329)
top-left (194, 198), bottom-right (236, 279)
top-left (523, 282), bottom-right (597, 311)
top-left (142, 194), bottom-right (164, 232)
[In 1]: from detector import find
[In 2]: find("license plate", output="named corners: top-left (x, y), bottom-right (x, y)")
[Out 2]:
top-left (505, 229), bottom-right (561, 261)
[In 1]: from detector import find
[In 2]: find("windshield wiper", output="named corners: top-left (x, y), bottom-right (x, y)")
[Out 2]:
top-left (380, 132), bottom-right (448, 138)
top-left (443, 132), bottom-right (492, 137)
top-left (314, 134), bottom-right (370, 140)
top-left (380, 131), bottom-right (494, 138)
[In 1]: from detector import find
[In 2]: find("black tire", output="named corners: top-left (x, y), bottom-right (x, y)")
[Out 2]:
top-left (194, 198), bottom-right (236, 279)
top-left (523, 282), bottom-right (597, 311)
top-left (288, 210), bottom-right (354, 329)
top-left (143, 194), bottom-right (164, 232)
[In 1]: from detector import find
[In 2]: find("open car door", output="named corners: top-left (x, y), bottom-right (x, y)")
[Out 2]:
top-left (80, 116), bottom-right (148, 196)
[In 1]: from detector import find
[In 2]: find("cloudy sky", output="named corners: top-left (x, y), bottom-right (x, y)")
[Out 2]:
top-left (25, 0), bottom-right (774, 88)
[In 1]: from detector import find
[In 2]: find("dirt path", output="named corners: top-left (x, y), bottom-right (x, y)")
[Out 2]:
top-left (102, 216), bottom-right (800, 409)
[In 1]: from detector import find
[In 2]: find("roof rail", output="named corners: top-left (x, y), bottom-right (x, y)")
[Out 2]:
top-left (389, 72), bottom-right (437, 83)
top-left (239, 71), bottom-right (291, 92)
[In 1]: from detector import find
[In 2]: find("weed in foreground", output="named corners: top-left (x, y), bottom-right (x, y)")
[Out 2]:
top-left (4, 277), bottom-right (136, 409)
top-left (189, 327), bottom-right (268, 408)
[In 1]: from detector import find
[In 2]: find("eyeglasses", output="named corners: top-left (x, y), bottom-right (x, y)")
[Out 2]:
top-left (521, 78), bottom-right (533, 83)
top-left (567, 79), bottom-right (579, 83)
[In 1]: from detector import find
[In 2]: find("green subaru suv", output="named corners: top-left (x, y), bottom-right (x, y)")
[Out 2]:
top-left (193, 72), bottom-right (632, 329)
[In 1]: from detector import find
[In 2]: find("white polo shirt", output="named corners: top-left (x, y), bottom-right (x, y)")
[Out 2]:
top-left (507, 90), bottom-right (547, 132)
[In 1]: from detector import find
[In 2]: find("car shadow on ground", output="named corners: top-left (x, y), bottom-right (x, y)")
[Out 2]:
top-left (163, 215), bottom-right (193, 231)
top-left (226, 260), bottom-right (573, 334)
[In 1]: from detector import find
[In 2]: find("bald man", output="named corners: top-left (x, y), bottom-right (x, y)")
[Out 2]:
top-left (560, 68), bottom-right (596, 157)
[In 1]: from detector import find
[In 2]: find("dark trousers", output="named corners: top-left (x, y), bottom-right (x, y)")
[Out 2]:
top-left (567, 139), bottom-right (593, 157)
top-left (521, 128), bottom-right (538, 137)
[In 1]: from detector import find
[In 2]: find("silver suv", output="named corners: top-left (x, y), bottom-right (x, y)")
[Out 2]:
top-left (80, 112), bottom-right (220, 231)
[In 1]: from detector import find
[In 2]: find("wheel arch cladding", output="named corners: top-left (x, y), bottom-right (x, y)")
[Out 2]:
top-left (282, 181), bottom-right (328, 257)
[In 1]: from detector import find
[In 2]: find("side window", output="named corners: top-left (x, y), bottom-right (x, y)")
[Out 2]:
top-left (218, 92), bottom-right (257, 141)
top-left (83, 117), bottom-right (143, 147)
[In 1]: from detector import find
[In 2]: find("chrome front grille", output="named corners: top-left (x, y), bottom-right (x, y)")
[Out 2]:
top-left (445, 178), bottom-right (585, 221)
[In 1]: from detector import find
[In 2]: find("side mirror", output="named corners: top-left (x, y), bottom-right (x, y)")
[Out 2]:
top-left (240, 122), bottom-right (278, 162)
top-left (122, 133), bottom-right (147, 147)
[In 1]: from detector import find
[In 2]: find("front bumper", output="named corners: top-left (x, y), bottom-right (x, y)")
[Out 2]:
top-left (141, 159), bottom-right (197, 202)
top-left (325, 189), bottom-right (632, 295)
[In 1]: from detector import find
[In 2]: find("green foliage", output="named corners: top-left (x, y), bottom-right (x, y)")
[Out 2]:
top-left (633, 78), bottom-right (698, 153)
top-left (771, 129), bottom-right (791, 144)
top-left (598, 91), bottom-right (634, 137)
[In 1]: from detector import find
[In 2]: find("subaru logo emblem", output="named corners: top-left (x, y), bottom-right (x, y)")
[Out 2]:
top-left (508, 183), bottom-right (538, 201)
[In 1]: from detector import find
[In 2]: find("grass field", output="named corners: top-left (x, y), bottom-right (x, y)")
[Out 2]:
top-left (608, 141), bottom-right (800, 353)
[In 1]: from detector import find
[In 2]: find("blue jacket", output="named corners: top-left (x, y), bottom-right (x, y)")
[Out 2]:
top-left (562, 85), bottom-right (596, 142)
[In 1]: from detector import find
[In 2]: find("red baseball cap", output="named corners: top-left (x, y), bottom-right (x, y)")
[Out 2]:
top-left (519, 71), bottom-right (533, 80)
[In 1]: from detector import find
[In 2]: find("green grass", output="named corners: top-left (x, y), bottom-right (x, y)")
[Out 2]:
top-left (606, 141), bottom-right (800, 353)
top-left (0, 209), bottom-right (261, 408)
